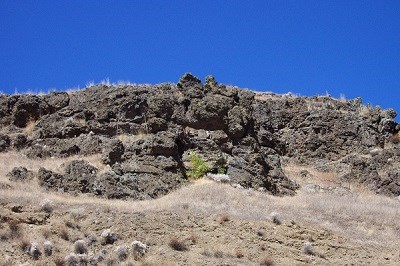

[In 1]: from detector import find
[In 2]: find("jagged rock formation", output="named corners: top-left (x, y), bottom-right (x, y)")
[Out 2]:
top-left (0, 73), bottom-right (399, 198)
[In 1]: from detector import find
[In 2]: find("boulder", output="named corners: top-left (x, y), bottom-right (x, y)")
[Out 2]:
top-left (7, 167), bottom-right (34, 182)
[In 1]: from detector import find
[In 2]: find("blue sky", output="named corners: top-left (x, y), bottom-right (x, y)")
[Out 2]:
top-left (1, 1), bottom-right (399, 119)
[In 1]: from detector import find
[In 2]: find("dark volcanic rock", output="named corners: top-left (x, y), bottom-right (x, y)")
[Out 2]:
top-left (63, 160), bottom-right (98, 193)
top-left (11, 134), bottom-right (27, 150)
top-left (101, 139), bottom-right (124, 165)
top-left (0, 134), bottom-right (11, 152)
top-left (1, 73), bottom-right (399, 198)
top-left (38, 160), bottom-right (98, 194)
top-left (7, 167), bottom-right (34, 182)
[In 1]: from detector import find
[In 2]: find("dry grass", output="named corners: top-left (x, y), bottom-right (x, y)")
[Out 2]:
top-left (260, 256), bottom-right (275, 266)
top-left (234, 249), bottom-right (244, 258)
top-left (8, 220), bottom-right (22, 239)
top-left (1, 151), bottom-right (400, 254)
top-left (217, 213), bottom-right (230, 224)
top-left (59, 226), bottom-right (69, 241)
top-left (168, 237), bottom-right (188, 251)
top-left (186, 233), bottom-right (198, 244)
top-left (18, 238), bottom-right (31, 252)
top-left (389, 133), bottom-right (400, 144)
top-left (24, 119), bottom-right (36, 137)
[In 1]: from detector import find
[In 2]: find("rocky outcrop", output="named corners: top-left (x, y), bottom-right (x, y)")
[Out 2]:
top-left (0, 73), bottom-right (399, 198)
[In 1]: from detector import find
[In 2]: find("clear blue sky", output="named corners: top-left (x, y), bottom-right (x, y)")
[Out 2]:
top-left (1, 1), bottom-right (399, 118)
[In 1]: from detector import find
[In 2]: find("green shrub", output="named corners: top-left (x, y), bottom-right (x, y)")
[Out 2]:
top-left (187, 151), bottom-right (210, 179)
top-left (217, 167), bottom-right (227, 174)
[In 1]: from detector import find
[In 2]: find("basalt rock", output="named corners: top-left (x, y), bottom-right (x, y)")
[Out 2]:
top-left (0, 74), bottom-right (398, 199)
top-left (7, 167), bottom-right (34, 182)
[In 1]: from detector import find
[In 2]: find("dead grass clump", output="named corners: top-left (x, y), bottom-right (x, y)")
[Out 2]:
top-left (100, 229), bottom-right (117, 245)
top-left (168, 237), bottom-right (188, 251)
top-left (74, 239), bottom-right (88, 254)
top-left (53, 256), bottom-right (65, 266)
top-left (69, 207), bottom-right (86, 222)
top-left (64, 253), bottom-right (78, 265)
top-left (303, 241), bottom-right (314, 255)
top-left (270, 212), bottom-right (281, 225)
top-left (201, 249), bottom-right (212, 257)
top-left (40, 199), bottom-right (54, 213)
top-left (29, 242), bottom-right (41, 259)
top-left (260, 256), bottom-right (275, 266)
top-left (256, 229), bottom-right (266, 237)
top-left (42, 228), bottom-right (52, 239)
top-left (8, 220), bottom-right (22, 238)
top-left (65, 220), bottom-right (79, 230)
top-left (44, 240), bottom-right (53, 256)
top-left (105, 257), bottom-right (117, 266)
top-left (389, 133), bottom-right (400, 144)
top-left (18, 238), bottom-right (31, 253)
top-left (218, 213), bottom-right (230, 224)
top-left (59, 226), bottom-right (69, 241)
top-left (214, 250), bottom-right (224, 258)
top-left (131, 240), bottom-right (148, 260)
top-left (24, 119), bottom-right (36, 137)
top-left (0, 230), bottom-right (8, 241)
top-left (115, 245), bottom-right (128, 261)
top-left (186, 233), bottom-right (198, 244)
top-left (235, 249), bottom-right (244, 258)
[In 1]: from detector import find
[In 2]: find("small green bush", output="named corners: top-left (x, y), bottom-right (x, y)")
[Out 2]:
top-left (187, 151), bottom-right (210, 179)
top-left (217, 167), bottom-right (227, 174)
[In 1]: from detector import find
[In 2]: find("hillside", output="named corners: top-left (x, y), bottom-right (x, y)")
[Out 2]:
top-left (0, 73), bottom-right (399, 265)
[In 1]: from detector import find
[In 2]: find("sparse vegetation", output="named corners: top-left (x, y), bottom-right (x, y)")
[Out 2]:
top-left (42, 228), bottom-right (52, 239)
top-left (18, 238), bottom-right (31, 253)
top-left (260, 256), bottom-right (275, 266)
top-left (74, 239), bottom-right (88, 254)
top-left (217, 167), bottom-right (227, 174)
top-left (213, 250), bottom-right (224, 258)
top-left (303, 241), bottom-right (314, 255)
top-left (59, 226), bottom-right (69, 241)
top-left (218, 213), bottom-right (230, 224)
top-left (187, 151), bottom-right (210, 179)
top-left (64, 253), bottom-right (78, 266)
top-left (131, 240), bottom-right (148, 259)
top-left (1, 149), bottom-right (400, 265)
top-left (256, 229), bottom-right (265, 237)
top-left (40, 198), bottom-right (54, 213)
top-left (168, 237), bottom-right (188, 251)
top-left (29, 242), bottom-right (41, 259)
top-left (271, 212), bottom-right (282, 225)
top-left (235, 249), bottom-right (244, 258)
top-left (43, 240), bottom-right (53, 256)
top-left (53, 256), bottom-right (65, 266)
top-left (187, 233), bottom-right (198, 244)
top-left (69, 207), bottom-right (86, 221)
top-left (24, 119), bottom-right (36, 137)
top-left (115, 245), bottom-right (128, 261)
top-left (8, 220), bottom-right (22, 238)
top-left (389, 132), bottom-right (400, 144)
top-left (100, 229), bottom-right (117, 245)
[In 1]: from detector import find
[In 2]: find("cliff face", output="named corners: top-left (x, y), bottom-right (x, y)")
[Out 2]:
top-left (0, 73), bottom-right (399, 199)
